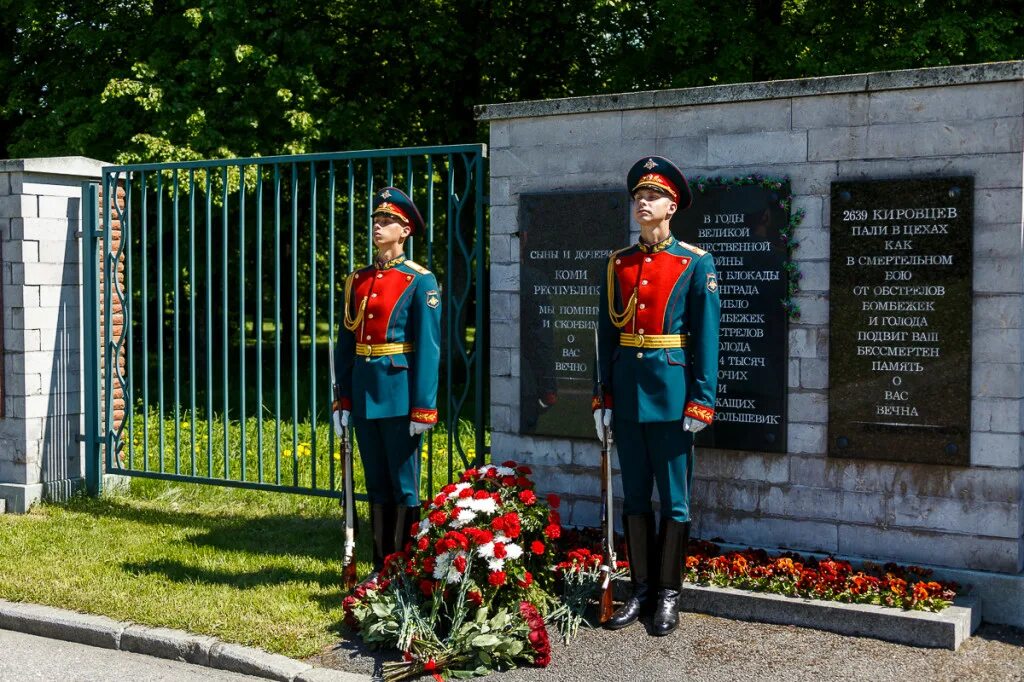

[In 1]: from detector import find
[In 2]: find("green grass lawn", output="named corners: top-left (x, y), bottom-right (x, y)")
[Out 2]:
top-left (0, 416), bottom-right (482, 659)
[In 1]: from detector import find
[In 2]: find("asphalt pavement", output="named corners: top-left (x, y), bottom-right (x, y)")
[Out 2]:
top-left (0, 628), bottom-right (268, 682)
top-left (314, 612), bottom-right (1024, 682)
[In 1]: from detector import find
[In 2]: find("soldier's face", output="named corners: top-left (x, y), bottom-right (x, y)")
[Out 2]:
top-left (632, 189), bottom-right (677, 226)
top-left (372, 213), bottom-right (412, 248)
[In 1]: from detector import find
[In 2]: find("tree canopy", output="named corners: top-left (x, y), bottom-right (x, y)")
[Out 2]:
top-left (1, 0), bottom-right (1021, 162)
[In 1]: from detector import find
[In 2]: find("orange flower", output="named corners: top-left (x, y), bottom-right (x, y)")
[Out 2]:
top-left (912, 582), bottom-right (930, 601)
top-left (685, 555), bottom-right (700, 569)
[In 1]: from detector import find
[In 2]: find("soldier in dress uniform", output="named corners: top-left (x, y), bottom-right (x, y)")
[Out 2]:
top-left (593, 156), bottom-right (720, 636)
top-left (332, 187), bottom-right (442, 577)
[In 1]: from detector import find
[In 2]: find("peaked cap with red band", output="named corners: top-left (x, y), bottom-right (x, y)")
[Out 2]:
top-left (627, 155), bottom-right (692, 210)
top-left (372, 186), bottom-right (426, 236)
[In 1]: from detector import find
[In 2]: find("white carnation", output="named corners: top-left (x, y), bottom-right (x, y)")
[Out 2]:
top-left (468, 497), bottom-right (498, 515)
top-left (416, 518), bottom-right (431, 539)
top-left (504, 543), bottom-right (523, 560)
top-left (495, 466), bottom-right (515, 477)
top-left (432, 552), bottom-right (452, 580)
top-left (449, 508), bottom-right (477, 529)
top-left (487, 557), bottom-right (506, 572)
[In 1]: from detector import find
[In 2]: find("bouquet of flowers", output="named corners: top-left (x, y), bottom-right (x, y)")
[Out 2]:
top-left (343, 461), bottom-right (563, 680)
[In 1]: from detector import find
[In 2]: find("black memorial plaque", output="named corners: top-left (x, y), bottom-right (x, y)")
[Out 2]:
top-left (674, 181), bottom-right (790, 452)
top-left (829, 177), bottom-right (973, 465)
top-left (519, 190), bottom-right (630, 439)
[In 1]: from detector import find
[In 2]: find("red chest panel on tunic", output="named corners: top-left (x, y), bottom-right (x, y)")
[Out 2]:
top-left (614, 250), bottom-right (692, 333)
top-left (350, 267), bottom-right (415, 343)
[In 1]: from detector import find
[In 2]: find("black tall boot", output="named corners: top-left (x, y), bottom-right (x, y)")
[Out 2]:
top-left (605, 513), bottom-right (655, 630)
top-left (390, 505), bottom-right (421, 557)
top-left (369, 502), bottom-right (390, 574)
top-left (652, 518), bottom-right (690, 637)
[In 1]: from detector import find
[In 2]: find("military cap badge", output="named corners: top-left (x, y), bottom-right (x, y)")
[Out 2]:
top-left (372, 186), bottom-right (426, 236)
top-left (627, 155), bottom-right (693, 209)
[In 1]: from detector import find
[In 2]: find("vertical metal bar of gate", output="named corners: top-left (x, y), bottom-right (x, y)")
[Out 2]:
top-left (82, 182), bottom-right (102, 495)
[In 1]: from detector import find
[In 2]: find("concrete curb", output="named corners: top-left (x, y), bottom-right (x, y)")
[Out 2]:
top-left (0, 600), bottom-right (367, 681)
top-left (679, 584), bottom-right (981, 650)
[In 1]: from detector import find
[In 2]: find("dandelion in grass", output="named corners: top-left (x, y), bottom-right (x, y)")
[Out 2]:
top-left (297, 443), bottom-right (312, 457)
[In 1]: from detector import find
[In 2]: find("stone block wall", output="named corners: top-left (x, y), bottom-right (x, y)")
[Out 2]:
top-left (477, 62), bottom-right (1024, 579)
top-left (0, 157), bottom-right (105, 511)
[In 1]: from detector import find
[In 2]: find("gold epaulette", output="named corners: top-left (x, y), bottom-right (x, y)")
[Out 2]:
top-left (404, 260), bottom-right (430, 275)
top-left (677, 240), bottom-right (707, 257)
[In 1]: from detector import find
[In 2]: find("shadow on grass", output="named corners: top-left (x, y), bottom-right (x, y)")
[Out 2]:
top-left (121, 558), bottom-right (340, 589)
top-left (67, 495), bottom-right (373, 563)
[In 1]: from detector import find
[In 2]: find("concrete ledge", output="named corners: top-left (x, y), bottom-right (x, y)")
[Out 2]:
top-left (0, 483), bottom-right (43, 513)
top-left (475, 60), bottom-right (1023, 120)
top-left (680, 584), bottom-right (980, 650)
top-left (210, 642), bottom-right (313, 681)
top-left (0, 157), bottom-right (107, 178)
top-left (121, 624), bottom-right (218, 666)
top-left (0, 599), bottom-right (364, 680)
top-left (0, 601), bottom-right (123, 649)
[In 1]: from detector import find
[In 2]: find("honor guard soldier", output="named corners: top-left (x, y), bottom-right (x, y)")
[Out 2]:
top-left (332, 187), bottom-right (442, 578)
top-left (594, 156), bottom-right (720, 636)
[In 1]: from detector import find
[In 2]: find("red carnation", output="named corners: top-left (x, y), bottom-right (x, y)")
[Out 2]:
top-left (422, 556), bottom-right (436, 574)
top-left (442, 483), bottom-right (457, 495)
top-left (518, 571), bottom-right (533, 588)
top-left (473, 489), bottom-right (490, 500)
top-left (502, 513), bottom-right (522, 538)
top-left (544, 524), bottom-right (561, 540)
top-left (467, 589), bottom-right (483, 606)
top-left (516, 465), bottom-right (533, 475)
top-left (549, 510), bottom-right (561, 526)
top-left (490, 492), bottom-right (501, 502)
top-left (432, 494), bottom-right (446, 507)
top-left (454, 555), bottom-right (467, 573)
top-left (546, 493), bottom-right (560, 509)
top-left (501, 475), bottom-right (517, 486)
top-left (484, 468), bottom-right (498, 478)
top-left (419, 579), bottom-right (435, 596)
top-left (516, 476), bottom-right (532, 488)
top-left (458, 487), bottom-right (474, 498)
top-left (518, 489), bottom-right (537, 505)
top-left (434, 539), bottom-right (449, 554)
top-left (493, 542), bottom-right (508, 559)
top-left (531, 540), bottom-right (545, 555)
top-left (502, 460), bottom-right (517, 468)
top-left (488, 570), bottom-right (507, 587)
top-left (461, 467), bottom-right (478, 480)
top-left (492, 516), bottom-right (507, 532)
top-left (418, 536), bottom-right (429, 551)
top-left (429, 510), bottom-right (447, 525)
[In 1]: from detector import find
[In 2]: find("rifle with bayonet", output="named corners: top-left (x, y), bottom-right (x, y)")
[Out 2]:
top-left (594, 328), bottom-right (617, 624)
top-left (329, 335), bottom-right (358, 590)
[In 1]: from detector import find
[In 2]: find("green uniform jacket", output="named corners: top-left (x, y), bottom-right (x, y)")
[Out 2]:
top-left (594, 236), bottom-right (720, 424)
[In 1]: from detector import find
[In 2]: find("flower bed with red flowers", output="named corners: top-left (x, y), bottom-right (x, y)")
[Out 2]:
top-left (343, 462), bottom-right (597, 681)
top-left (685, 540), bottom-right (958, 611)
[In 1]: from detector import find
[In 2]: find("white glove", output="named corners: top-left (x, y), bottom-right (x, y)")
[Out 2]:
top-left (410, 421), bottom-right (433, 437)
top-left (593, 409), bottom-right (613, 442)
top-left (683, 416), bottom-right (707, 433)
top-left (332, 409), bottom-right (350, 437)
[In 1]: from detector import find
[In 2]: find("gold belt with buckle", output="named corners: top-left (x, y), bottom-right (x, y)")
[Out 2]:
top-left (619, 333), bottom-right (688, 349)
top-left (355, 342), bottom-right (413, 357)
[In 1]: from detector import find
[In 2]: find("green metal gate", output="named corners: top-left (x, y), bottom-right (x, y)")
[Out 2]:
top-left (81, 145), bottom-right (488, 500)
